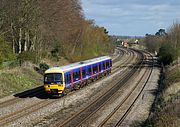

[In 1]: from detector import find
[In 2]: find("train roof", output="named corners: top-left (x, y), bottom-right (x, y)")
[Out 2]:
top-left (45, 56), bottom-right (111, 73)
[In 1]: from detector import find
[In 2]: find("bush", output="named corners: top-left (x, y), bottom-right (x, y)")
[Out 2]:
top-left (51, 46), bottom-right (61, 61)
top-left (0, 35), bottom-right (16, 67)
top-left (39, 63), bottom-right (49, 74)
top-left (158, 44), bottom-right (176, 65)
top-left (2, 60), bottom-right (20, 68)
top-left (18, 51), bottom-right (38, 64)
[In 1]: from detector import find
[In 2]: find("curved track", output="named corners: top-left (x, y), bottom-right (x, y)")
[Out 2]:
top-left (53, 49), bottom-right (145, 127)
top-left (99, 52), bottom-right (154, 127)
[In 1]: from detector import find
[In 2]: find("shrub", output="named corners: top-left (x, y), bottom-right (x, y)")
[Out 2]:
top-left (0, 34), bottom-right (16, 67)
top-left (158, 44), bottom-right (176, 65)
top-left (18, 51), bottom-right (38, 64)
top-left (39, 63), bottom-right (49, 74)
top-left (51, 46), bottom-right (61, 61)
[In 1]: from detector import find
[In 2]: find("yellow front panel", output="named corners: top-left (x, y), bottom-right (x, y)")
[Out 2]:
top-left (44, 84), bottom-right (65, 93)
top-left (44, 71), bottom-right (65, 94)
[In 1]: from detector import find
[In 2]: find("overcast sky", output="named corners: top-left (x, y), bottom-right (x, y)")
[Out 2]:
top-left (81, 0), bottom-right (180, 36)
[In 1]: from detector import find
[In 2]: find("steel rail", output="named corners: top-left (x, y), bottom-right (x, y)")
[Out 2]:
top-left (98, 53), bottom-right (153, 127)
top-left (114, 52), bottom-right (154, 127)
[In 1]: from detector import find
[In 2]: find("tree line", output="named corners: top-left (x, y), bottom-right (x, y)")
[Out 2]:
top-left (144, 22), bottom-right (180, 65)
top-left (0, 0), bottom-right (113, 67)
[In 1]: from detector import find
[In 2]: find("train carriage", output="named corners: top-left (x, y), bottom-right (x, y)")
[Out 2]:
top-left (44, 56), bottom-right (112, 96)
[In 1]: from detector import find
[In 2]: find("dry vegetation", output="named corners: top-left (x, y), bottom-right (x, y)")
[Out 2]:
top-left (0, 0), bottom-right (114, 64)
top-left (144, 23), bottom-right (180, 65)
top-left (144, 68), bottom-right (180, 127)
top-left (141, 23), bottom-right (180, 127)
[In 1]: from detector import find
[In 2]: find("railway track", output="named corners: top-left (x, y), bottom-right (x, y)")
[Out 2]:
top-left (115, 53), bottom-right (154, 127)
top-left (98, 53), bottom-right (154, 127)
top-left (0, 86), bottom-right (45, 109)
top-left (53, 50), bottom-right (145, 127)
top-left (0, 47), bottom-right (134, 126)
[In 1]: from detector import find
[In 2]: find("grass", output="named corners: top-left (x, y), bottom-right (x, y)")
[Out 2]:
top-left (0, 67), bottom-right (43, 98)
top-left (166, 67), bottom-right (180, 85)
top-left (144, 66), bottom-right (180, 127)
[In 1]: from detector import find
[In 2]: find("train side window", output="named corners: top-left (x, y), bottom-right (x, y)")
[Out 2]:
top-left (78, 71), bottom-right (80, 79)
top-left (82, 69), bottom-right (86, 78)
top-left (65, 74), bottom-right (71, 84)
top-left (69, 74), bottom-right (71, 83)
top-left (73, 72), bottom-right (76, 81)
top-left (99, 63), bottom-right (101, 72)
top-left (103, 62), bottom-right (106, 70)
top-left (88, 66), bottom-right (91, 75)
top-left (93, 65), bottom-right (98, 74)
top-left (73, 71), bottom-right (80, 81)
top-left (93, 66), bottom-right (95, 73)
top-left (106, 61), bottom-right (109, 68)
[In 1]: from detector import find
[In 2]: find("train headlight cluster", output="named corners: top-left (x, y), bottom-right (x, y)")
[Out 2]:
top-left (58, 84), bottom-right (63, 87)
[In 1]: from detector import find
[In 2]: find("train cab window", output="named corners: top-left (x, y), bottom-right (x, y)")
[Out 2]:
top-left (55, 74), bottom-right (61, 81)
top-left (44, 73), bottom-right (62, 84)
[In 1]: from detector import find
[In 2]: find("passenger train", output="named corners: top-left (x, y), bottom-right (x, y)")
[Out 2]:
top-left (44, 56), bottom-right (112, 96)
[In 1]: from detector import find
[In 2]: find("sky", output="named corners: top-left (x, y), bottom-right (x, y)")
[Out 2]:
top-left (81, 0), bottom-right (180, 36)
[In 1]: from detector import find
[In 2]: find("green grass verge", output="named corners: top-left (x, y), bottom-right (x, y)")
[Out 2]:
top-left (0, 67), bottom-right (43, 98)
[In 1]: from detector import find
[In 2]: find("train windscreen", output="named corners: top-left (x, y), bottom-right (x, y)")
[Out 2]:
top-left (44, 73), bottom-right (63, 84)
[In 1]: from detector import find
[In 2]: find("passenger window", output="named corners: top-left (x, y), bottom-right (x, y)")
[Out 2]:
top-left (73, 71), bottom-right (80, 81)
top-left (103, 62), bottom-right (106, 69)
top-left (88, 67), bottom-right (91, 75)
top-left (65, 74), bottom-right (71, 84)
top-left (99, 63), bottom-right (101, 71)
top-left (82, 70), bottom-right (86, 78)
top-left (93, 65), bottom-right (98, 74)
top-left (106, 61), bottom-right (109, 68)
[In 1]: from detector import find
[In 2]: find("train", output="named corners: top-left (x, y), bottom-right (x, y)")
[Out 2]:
top-left (44, 56), bottom-right (112, 96)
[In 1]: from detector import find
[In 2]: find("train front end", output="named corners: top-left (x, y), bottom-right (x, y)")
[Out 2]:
top-left (44, 69), bottom-right (65, 95)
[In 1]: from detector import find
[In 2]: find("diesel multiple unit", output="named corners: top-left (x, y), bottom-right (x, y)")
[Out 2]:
top-left (44, 56), bottom-right (112, 95)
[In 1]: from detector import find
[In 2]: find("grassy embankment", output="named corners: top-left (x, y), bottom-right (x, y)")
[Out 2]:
top-left (145, 65), bottom-right (180, 127)
top-left (0, 67), bottom-right (42, 98)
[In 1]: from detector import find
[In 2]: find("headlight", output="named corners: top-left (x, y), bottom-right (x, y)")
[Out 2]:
top-left (44, 85), bottom-right (50, 87)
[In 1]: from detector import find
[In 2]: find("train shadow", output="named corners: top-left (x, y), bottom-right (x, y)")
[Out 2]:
top-left (13, 86), bottom-right (59, 99)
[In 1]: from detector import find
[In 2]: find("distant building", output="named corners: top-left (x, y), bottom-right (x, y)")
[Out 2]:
top-left (135, 39), bottom-right (139, 44)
